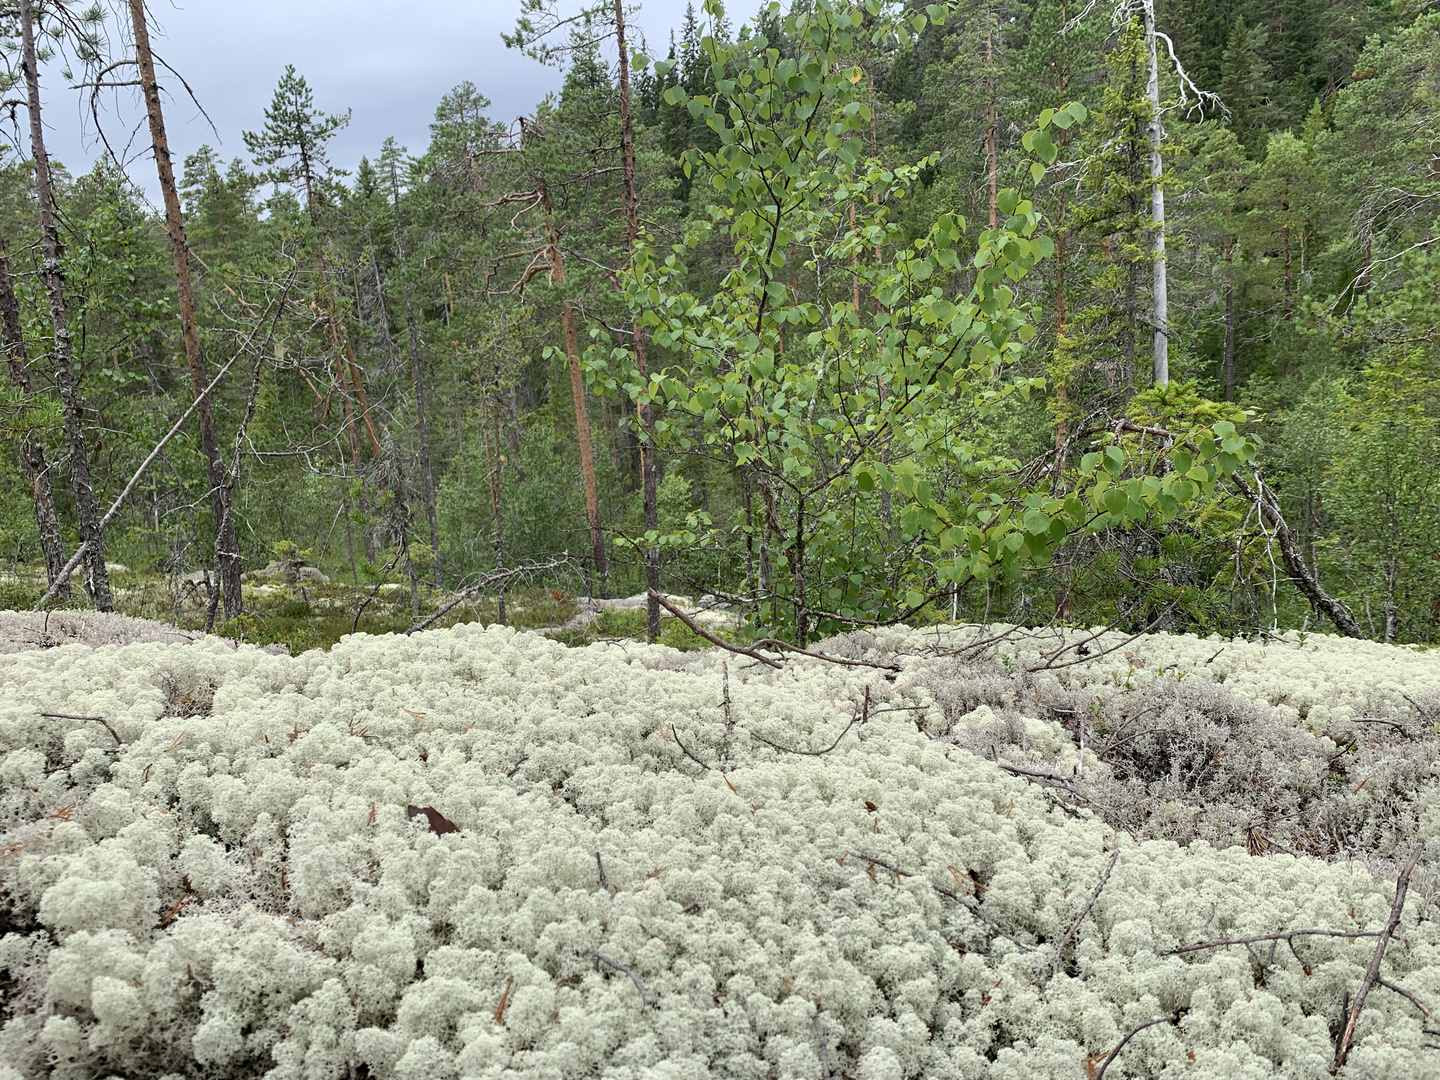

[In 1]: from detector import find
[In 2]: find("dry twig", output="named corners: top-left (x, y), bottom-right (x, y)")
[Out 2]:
top-left (847, 851), bottom-right (1032, 950)
top-left (41, 712), bottom-right (122, 745)
top-left (1053, 850), bottom-right (1120, 978)
top-left (587, 949), bottom-right (654, 1005)
top-left (1093, 1011), bottom-right (1182, 1080)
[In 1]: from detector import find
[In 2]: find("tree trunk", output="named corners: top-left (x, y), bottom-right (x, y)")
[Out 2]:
top-left (537, 187), bottom-right (607, 592)
top-left (0, 240), bottom-right (67, 596)
top-left (1223, 240), bottom-right (1237, 401)
top-left (614, 0), bottom-right (660, 638)
top-left (130, 0), bottom-right (242, 620)
top-left (1054, 204), bottom-right (1069, 450)
top-left (483, 395), bottom-right (507, 625)
top-left (791, 493), bottom-right (808, 648)
top-left (20, 0), bottom-right (112, 611)
top-left (1143, 0), bottom-right (1169, 387)
top-left (985, 25), bottom-right (999, 230)
top-left (386, 165), bottom-right (443, 587)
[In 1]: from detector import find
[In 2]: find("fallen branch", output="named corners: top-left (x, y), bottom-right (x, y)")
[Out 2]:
top-left (408, 558), bottom-right (572, 634)
top-left (587, 949), bottom-right (653, 1005)
top-left (40, 712), bottom-right (122, 745)
top-left (648, 590), bottom-right (782, 668)
top-left (750, 635), bottom-right (902, 672)
top-left (1053, 850), bottom-right (1120, 978)
top-left (1228, 468), bottom-right (1365, 640)
top-left (1376, 976), bottom-right (1434, 1019)
top-left (847, 851), bottom-right (1033, 950)
top-left (1093, 1011), bottom-right (1182, 1080)
top-left (670, 725), bottom-right (713, 771)
top-left (751, 701), bottom-right (862, 758)
top-left (1332, 846), bottom-right (1424, 1073)
top-left (813, 999), bottom-right (832, 1080)
top-left (1026, 606), bottom-right (1176, 673)
top-left (1160, 929), bottom-right (1381, 956)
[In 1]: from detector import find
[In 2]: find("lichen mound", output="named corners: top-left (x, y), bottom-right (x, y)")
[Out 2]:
top-left (1, 624), bottom-right (1437, 1079)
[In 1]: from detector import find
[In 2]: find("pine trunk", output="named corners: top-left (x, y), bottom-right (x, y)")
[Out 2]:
top-left (130, 0), bottom-right (242, 620)
top-left (538, 187), bottom-right (607, 592)
top-left (388, 167), bottom-right (443, 587)
top-left (614, 0), bottom-right (660, 637)
top-left (1144, 0), bottom-right (1169, 387)
top-left (20, 0), bottom-right (112, 610)
top-left (0, 240), bottom-right (67, 596)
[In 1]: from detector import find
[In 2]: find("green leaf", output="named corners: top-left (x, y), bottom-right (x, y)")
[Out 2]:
top-left (663, 85), bottom-right (686, 106)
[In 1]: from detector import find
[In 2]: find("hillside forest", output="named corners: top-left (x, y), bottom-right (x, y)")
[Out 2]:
top-left (1, 0), bottom-right (1438, 651)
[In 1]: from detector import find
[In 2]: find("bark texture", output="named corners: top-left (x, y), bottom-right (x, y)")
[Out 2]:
top-left (0, 240), bottom-right (67, 596)
top-left (130, 0), bottom-right (242, 619)
top-left (613, 0), bottom-right (660, 638)
top-left (21, 0), bottom-right (112, 610)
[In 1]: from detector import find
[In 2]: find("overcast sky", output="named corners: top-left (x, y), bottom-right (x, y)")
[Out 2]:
top-left (40, 0), bottom-right (702, 199)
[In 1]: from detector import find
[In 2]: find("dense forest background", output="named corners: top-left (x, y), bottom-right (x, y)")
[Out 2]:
top-left (1, 0), bottom-right (1438, 647)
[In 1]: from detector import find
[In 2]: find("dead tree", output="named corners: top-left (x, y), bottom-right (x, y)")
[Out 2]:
top-left (0, 238), bottom-right (67, 596)
top-left (19, 0), bottom-right (112, 609)
top-left (128, 0), bottom-right (243, 619)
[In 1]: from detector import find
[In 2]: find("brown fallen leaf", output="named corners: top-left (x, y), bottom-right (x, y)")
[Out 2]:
top-left (407, 804), bottom-right (460, 835)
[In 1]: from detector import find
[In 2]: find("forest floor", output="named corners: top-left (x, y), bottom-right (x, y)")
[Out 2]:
top-left (0, 564), bottom-right (750, 655)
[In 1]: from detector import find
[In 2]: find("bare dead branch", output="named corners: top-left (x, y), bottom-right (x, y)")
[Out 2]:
top-left (1159, 929), bottom-right (1381, 957)
top-left (670, 724), bottom-right (713, 772)
top-left (648, 590), bottom-right (783, 668)
top-left (847, 851), bottom-right (1033, 950)
top-left (408, 558), bottom-right (574, 633)
top-left (1332, 847), bottom-right (1425, 1073)
top-left (587, 949), bottom-right (654, 1005)
top-left (718, 661), bottom-right (735, 769)
top-left (750, 705), bottom-right (862, 757)
top-left (40, 712), bottom-right (121, 744)
top-left (1376, 976), bottom-right (1434, 1019)
top-left (1053, 850), bottom-right (1120, 978)
top-left (1093, 1011), bottom-right (1182, 1080)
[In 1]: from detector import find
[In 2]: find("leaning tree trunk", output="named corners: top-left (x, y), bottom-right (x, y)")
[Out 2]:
top-left (613, 0), bottom-right (659, 637)
top-left (129, 0), bottom-right (242, 620)
top-left (1143, 0), bottom-right (1169, 387)
top-left (20, 0), bottom-right (112, 610)
top-left (0, 239), bottom-right (67, 596)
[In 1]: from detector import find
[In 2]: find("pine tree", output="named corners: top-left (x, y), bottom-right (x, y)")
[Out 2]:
top-left (1219, 15), bottom-right (1275, 156)
top-left (243, 65), bottom-right (351, 225)
top-left (1066, 18), bottom-right (1159, 402)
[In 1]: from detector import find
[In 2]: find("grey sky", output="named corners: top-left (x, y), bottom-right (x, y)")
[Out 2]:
top-left (41, 0), bottom-right (702, 197)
